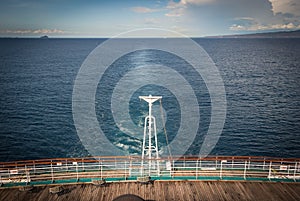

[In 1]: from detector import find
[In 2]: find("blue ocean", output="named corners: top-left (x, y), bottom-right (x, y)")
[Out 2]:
top-left (0, 38), bottom-right (299, 162)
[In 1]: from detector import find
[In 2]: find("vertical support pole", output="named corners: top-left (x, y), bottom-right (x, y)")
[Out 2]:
top-left (141, 163), bottom-right (143, 177)
top-left (199, 159), bottom-right (202, 169)
top-left (220, 161), bottom-right (223, 179)
top-left (153, 117), bottom-right (160, 174)
top-left (196, 160), bottom-right (198, 180)
top-left (76, 163), bottom-right (79, 182)
top-left (33, 161), bottom-right (36, 175)
top-left (100, 162), bottom-right (103, 180)
top-left (98, 158), bottom-right (101, 178)
top-left (263, 158), bottom-right (266, 170)
top-left (215, 159), bottom-right (218, 169)
top-left (243, 160), bottom-right (247, 180)
top-left (148, 158), bottom-right (151, 177)
top-left (98, 158), bottom-right (101, 171)
top-left (124, 160), bottom-right (127, 180)
top-left (25, 165), bottom-right (30, 185)
top-left (172, 160), bottom-right (175, 178)
top-left (141, 117), bottom-right (148, 168)
top-left (268, 161), bottom-right (272, 181)
top-left (51, 162), bottom-right (54, 183)
top-left (148, 102), bottom-right (152, 166)
top-left (293, 162), bottom-right (297, 182)
top-left (129, 159), bottom-right (132, 177)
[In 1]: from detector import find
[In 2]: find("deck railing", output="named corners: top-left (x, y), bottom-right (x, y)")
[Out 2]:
top-left (0, 156), bottom-right (299, 187)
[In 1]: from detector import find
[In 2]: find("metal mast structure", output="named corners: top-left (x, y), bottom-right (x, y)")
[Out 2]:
top-left (139, 95), bottom-right (162, 171)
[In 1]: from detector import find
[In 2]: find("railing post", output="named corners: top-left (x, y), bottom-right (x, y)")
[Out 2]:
top-left (129, 159), bottom-right (132, 177)
top-left (51, 162), bottom-right (54, 183)
top-left (268, 161), bottom-right (272, 181)
top-left (263, 158), bottom-right (266, 170)
top-left (220, 161), bottom-right (223, 179)
top-left (25, 165), bottom-right (30, 185)
top-left (33, 161), bottom-right (36, 175)
top-left (148, 159), bottom-right (151, 177)
top-left (172, 160), bottom-right (175, 179)
top-left (98, 157), bottom-right (101, 173)
top-left (98, 158), bottom-right (101, 178)
top-left (215, 159), bottom-right (218, 169)
top-left (243, 160), bottom-right (247, 180)
top-left (199, 159), bottom-right (202, 169)
top-left (82, 158), bottom-right (84, 172)
top-left (294, 162), bottom-right (297, 182)
top-left (76, 163), bottom-right (79, 182)
top-left (100, 162), bottom-right (103, 180)
top-left (196, 160), bottom-right (198, 180)
top-left (124, 160), bottom-right (127, 180)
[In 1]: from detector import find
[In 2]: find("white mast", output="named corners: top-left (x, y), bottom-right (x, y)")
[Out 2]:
top-left (139, 95), bottom-right (162, 170)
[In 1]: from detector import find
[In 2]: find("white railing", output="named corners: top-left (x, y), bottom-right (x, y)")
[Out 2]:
top-left (0, 156), bottom-right (299, 186)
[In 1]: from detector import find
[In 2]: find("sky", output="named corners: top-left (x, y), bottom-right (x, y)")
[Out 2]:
top-left (0, 0), bottom-right (300, 37)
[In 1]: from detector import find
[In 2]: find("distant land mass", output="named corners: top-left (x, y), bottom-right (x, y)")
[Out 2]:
top-left (207, 29), bottom-right (300, 38)
top-left (40, 35), bottom-right (49, 39)
top-left (0, 30), bottom-right (300, 39)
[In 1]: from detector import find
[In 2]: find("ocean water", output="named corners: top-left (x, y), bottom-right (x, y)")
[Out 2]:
top-left (0, 38), bottom-right (299, 162)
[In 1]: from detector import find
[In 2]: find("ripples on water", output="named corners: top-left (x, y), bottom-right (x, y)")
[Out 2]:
top-left (0, 38), bottom-right (299, 161)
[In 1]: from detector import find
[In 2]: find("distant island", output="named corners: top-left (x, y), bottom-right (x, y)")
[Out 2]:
top-left (0, 30), bottom-right (300, 39)
top-left (40, 35), bottom-right (49, 39)
top-left (207, 29), bottom-right (300, 38)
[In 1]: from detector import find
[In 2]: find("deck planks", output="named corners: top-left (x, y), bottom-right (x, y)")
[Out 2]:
top-left (0, 181), bottom-right (299, 201)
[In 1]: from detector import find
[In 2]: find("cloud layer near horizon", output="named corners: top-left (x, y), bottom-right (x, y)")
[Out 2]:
top-left (165, 0), bottom-right (300, 35)
top-left (0, 0), bottom-right (299, 37)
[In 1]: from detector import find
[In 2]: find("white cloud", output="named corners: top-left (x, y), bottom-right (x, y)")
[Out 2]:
top-left (130, 0), bottom-right (300, 35)
top-left (165, 1), bottom-right (186, 17)
top-left (165, 0), bottom-right (216, 17)
top-left (32, 29), bottom-right (65, 34)
top-left (230, 11), bottom-right (300, 32)
top-left (144, 18), bottom-right (160, 25)
top-left (3, 30), bottom-right (32, 34)
top-left (181, 0), bottom-right (215, 5)
top-left (269, 0), bottom-right (300, 16)
top-left (131, 6), bottom-right (162, 13)
top-left (230, 22), bottom-right (300, 31)
top-left (165, 9), bottom-right (185, 17)
top-left (234, 17), bottom-right (256, 21)
top-left (0, 29), bottom-right (66, 35)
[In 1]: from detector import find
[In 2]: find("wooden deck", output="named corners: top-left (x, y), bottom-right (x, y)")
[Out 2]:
top-left (0, 181), bottom-right (299, 201)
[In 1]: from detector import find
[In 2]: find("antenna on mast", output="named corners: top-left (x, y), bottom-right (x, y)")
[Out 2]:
top-left (139, 95), bottom-right (162, 172)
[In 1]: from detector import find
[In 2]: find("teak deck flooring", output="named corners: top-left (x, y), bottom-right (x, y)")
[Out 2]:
top-left (0, 181), bottom-right (299, 201)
